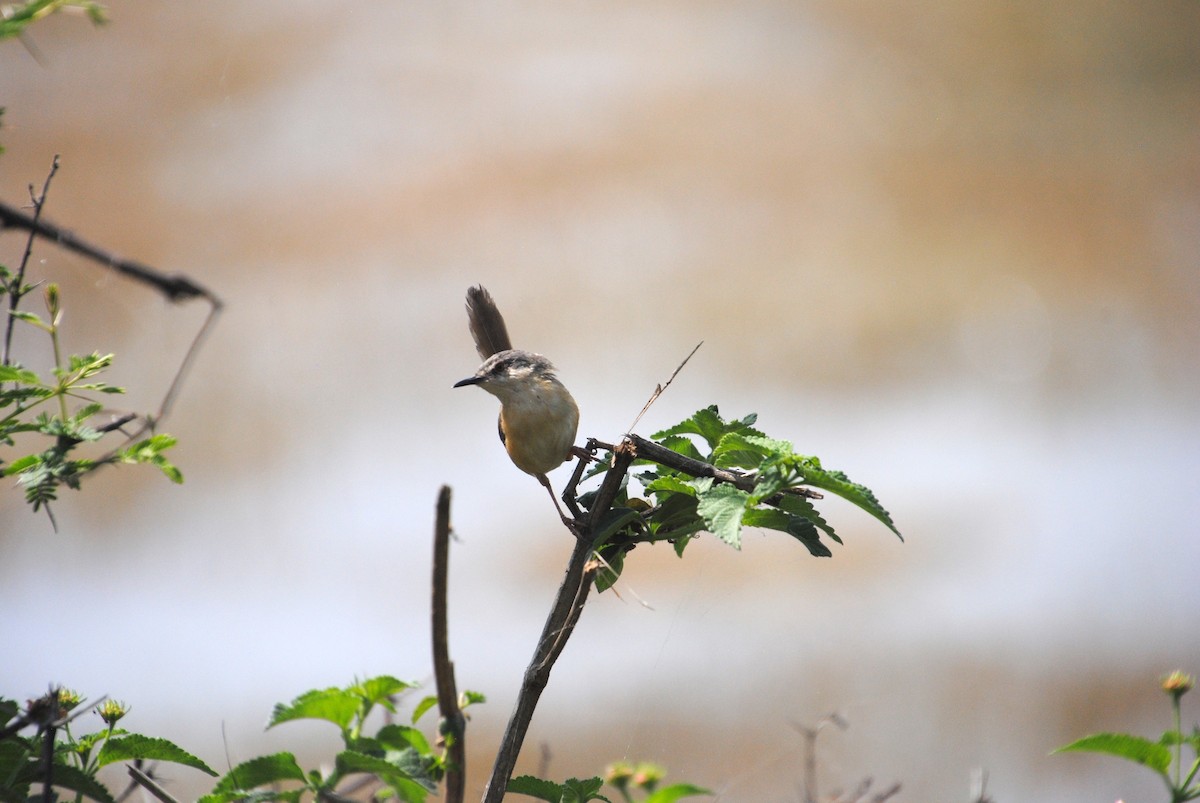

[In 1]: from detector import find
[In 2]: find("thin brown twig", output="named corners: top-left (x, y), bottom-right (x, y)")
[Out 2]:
top-left (626, 341), bottom-right (702, 434)
top-left (2, 155), bottom-right (59, 367)
top-left (0, 198), bottom-right (222, 305)
top-left (431, 485), bottom-right (465, 803)
top-left (126, 764), bottom-right (180, 803)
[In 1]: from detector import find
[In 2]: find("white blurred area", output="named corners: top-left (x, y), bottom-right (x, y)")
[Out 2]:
top-left (2, 3), bottom-right (1198, 801)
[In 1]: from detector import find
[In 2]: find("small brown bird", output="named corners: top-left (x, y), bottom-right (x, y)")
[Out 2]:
top-left (453, 286), bottom-right (580, 525)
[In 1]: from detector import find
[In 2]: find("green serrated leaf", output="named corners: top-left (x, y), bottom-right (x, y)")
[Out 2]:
top-left (560, 775), bottom-right (609, 802)
top-left (650, 434), bottom-right (708, 465)
top-left (269, 688), bottom-right (360, 731)
top-left (1053, 732), bottom-right (1173, 775)
top-left (460, 690), bottom-right (486, 707)
top-left (696, 483), bottom-right (749, 549)
top-left (642, 783), bottom-right (713, 803)
top-left (36, 760), bottom-right (116, 803)
top-left (97, 734), bottom-right (217, 775)
top-left (646, 492), bottom-right (703, 539)
top-left (792, 458), bottom-right (902, 540)
top-left (712, 432), bottom-right (791, 471)
top-left (507, 774), bottom-right (565, 801)
top-left (208, 752), bottom-right (308, 795)
top-left (334, 749), bottom-right (433, 800)
top-left (653, 405), bottom-right (727, 451)
top-left (774, 493), bottom-right (841, 544)
top-left (377, 724), bottom-right (431, 756)
top-left (642, 474), bottom-right (697, 497)
top-left (741, 507), bottom-right (831, 557)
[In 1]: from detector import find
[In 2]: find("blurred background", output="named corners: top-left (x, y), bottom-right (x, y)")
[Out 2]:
top-left (2, 2), bottom-right (1198, 800)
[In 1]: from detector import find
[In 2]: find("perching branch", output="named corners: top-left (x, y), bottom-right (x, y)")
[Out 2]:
top-left (431, 485), bottom-right (466, 803)
top-left (481, 439), bottom-right (637, 803)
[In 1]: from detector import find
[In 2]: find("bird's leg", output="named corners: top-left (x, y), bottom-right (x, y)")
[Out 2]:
top-left (561, 446), bottom-right (596, 521)
top-left (538, 473), bottom-right (584, 538)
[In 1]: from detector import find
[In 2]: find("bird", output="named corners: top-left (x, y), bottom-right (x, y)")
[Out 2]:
top-left (453, 286), bottom-right (580, 526)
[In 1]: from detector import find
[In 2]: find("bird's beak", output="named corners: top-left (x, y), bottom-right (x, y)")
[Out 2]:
top-left (453, 376), bottom-right (482, 388)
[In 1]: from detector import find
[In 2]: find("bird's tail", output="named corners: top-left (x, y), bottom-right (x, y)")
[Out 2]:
top-left (465, 285), bottom-right (514, 359)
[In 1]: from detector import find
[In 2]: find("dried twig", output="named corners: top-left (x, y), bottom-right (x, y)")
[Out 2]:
top-left (431, 486), bottom-right (465, 803)
top-left (626, 341), bottom-right (702, 433)
top-left (126, 764), bottom-right (180, 803)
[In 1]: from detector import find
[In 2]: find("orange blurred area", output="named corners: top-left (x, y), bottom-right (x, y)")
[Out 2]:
top-left (2, 3), bottom-right (1198, 801)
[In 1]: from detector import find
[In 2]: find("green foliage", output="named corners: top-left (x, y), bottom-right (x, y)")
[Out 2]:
top-left (0, 0), bottom-right (107, 41)
top-left (204, 675), bottom-right (484, 803)
top-left (1, 281), bottom-right (182, 525)
top-left (1054, 670), bottom-right (1200, 802)
top-left (0, 688), bottom-right (216, 803)
top-left (583, 405), bottom-right (902, 590)
top-left (509, 761), bottom-right (711, 803)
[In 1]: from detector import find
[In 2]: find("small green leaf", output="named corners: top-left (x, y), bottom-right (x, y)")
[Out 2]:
top-left (0, 365), bottom-right (41, 384)
top-left (8, 309), bottom-right (49, 330)
top-left (411, 694), bottom-right (438, 724)
top-left (269, 688), bottom-right (360, 731)
top-left (594, 549), bottom-right (624, 593)
top-left (1053, 732), bottom-right (1173, 775)
top-left (460, 690), bottom-right (486, 707)
top-left (3, 453), bottom-right (40, 475)
top-left (98, 734), bottom-right (217, 775)
top-left (351, 675), bottom-right (415, 711)
top-left (152, 455), bottom-right (184, 483)
top-left (591, 506), bottom-right (643, 548)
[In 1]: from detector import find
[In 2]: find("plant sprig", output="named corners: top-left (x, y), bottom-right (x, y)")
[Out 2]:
top-left (2, 283), bottom-right (182, 526)
top-left (577, 405), bottom-right (902, 591)
top-left (1054, 670), bottom-right (1200, 802)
